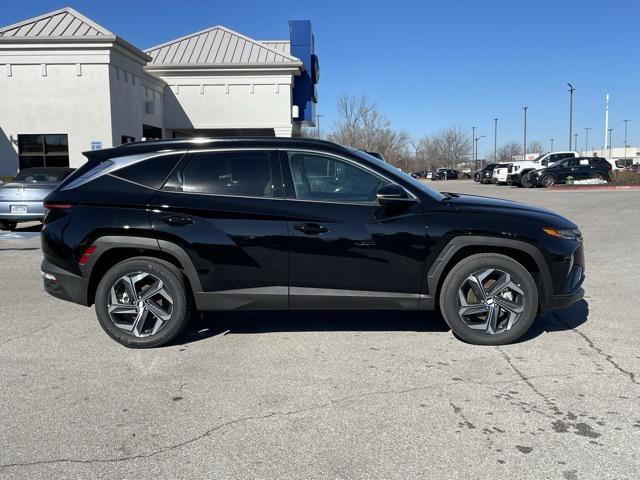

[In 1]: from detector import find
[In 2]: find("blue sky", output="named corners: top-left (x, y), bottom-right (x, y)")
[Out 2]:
top-left (3, 0), bottom-right (639, 153)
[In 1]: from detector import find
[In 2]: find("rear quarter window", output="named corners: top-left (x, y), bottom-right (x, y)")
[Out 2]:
top-left (111, 153), bottom-right (184, 189)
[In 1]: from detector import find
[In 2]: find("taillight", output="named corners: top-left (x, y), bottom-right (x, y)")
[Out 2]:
top-left (78, 245), bottom-right (97, 266)
top-left (44, 203), bottom-right (73, 210)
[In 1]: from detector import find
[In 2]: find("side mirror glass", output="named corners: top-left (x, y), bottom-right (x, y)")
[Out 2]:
top-left (376, 184), bottom-right (415, 205)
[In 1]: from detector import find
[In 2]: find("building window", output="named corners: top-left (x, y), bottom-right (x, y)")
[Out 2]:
top-left (121, 135), bottom-right (136, 145)
top-left (17, 134), bottom-right (69, 170)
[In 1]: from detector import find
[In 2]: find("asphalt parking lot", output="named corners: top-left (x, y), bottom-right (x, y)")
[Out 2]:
top-left (1, 180), bottom-right (639, 480)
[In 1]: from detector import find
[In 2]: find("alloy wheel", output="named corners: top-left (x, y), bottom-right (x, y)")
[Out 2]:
top-left (107, 272), bottom-right (173, 337)
top-left (457, 268), bottom-right (525, 335)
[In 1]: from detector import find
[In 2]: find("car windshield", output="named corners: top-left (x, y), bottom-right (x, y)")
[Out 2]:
top-left (531, 154), bottom-right (546, 162)
top-left (349, 148), bottom-right (446, 201)
top-left (13, 170), bottom-right (70, 183)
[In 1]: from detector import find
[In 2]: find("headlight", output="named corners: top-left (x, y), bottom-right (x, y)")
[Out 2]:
top-left (543, 228), bottom-right (582, 240)
top-left (485, 172), bottom-right (490, 176)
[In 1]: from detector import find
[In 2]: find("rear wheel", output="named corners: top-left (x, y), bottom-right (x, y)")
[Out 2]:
top-left (0, 221), bottom-right (17, 231)
top-left (541, 175), bottom-right (556, 187)
top-left (95, 257), bottom-right (191, 348)
top-left (592, 172), bottom-right (607, 181)
top-left (439, 254), bottom-right (539, 345)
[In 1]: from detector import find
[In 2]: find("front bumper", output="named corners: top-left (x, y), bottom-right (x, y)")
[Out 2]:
top-left (41, 258), bottom-right (89, 306)
top-left (506, 173), bottom-right (521, 184)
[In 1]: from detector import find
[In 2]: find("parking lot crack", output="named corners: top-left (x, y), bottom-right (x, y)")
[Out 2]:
top-left (0, 385), bottom-right (434, 470)
top-left (0, 323), bottom-right (55, 348)
top-left (552, 312), bottom-right (638, 386)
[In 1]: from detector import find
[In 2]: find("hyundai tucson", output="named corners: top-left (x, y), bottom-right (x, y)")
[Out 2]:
top-left (41, 138), bottom-right (585, 348)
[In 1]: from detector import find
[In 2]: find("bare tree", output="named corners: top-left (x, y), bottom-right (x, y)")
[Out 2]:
top-left (327, 94), bottom-right (411, 168)
top-left (527, 140), bottom-right (544, 155)
top-left (497, 142), bottom-right (523, 162)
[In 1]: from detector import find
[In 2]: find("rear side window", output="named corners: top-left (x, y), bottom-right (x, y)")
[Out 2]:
top-left (112, 153), bottom-right (184, 189)
top-left (168, 151), bottom-right (275, 197)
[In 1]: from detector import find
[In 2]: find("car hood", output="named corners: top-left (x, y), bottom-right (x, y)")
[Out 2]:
top-left (441, 193), bottom-right (577, 227)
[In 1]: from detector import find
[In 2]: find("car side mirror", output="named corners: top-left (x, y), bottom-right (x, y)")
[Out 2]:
top-left (376, 184), bottom-right (415, 205)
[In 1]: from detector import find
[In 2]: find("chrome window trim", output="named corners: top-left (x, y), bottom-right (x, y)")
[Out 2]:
top-left (134, 146), bottom-right (415, 205)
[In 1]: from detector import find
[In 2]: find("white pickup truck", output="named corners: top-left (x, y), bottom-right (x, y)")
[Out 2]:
top-left (506, 151), bottom-right (578, 187)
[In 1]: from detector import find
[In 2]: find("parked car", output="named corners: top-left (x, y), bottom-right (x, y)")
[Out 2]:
top-left (473, 163), bottom-right (497, 184)
top-left (41, 138), bottom-right (584, 348)
top-left (0, 167), bottom-right (74, 231)
top-left (432, 168), bottom-right (459, 180)
top-left (491, 163), bottom-right (512, 184)
top-left (528, 156), bottom-right (611, 187)
top-left (507, 151), bottom-right (578, 187)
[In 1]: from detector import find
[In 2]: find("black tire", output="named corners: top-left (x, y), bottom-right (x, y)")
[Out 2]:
top-left (94, 257), bottom-right (192, 348)
top-left (541, 175), bottom-right (556, 187)
top-left (592, 172), bottom-right (607, 181)
top-left (439, 253), bottom-right (539, 346)
top-left (520, 174), bottom-right (533, 188)
top-left (0, 221), bottom-right (18, 231)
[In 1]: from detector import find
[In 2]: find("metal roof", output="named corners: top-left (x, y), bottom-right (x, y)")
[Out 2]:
top-left (145, 26), bottom-right (300, 66)
top-left (0, 7), bottom-right (113, 38)
top-left (261, 41), bottom-right (291, 55)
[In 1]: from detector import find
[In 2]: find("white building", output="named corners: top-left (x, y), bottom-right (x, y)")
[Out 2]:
top-left (0, 7), bottom-right (319, 175)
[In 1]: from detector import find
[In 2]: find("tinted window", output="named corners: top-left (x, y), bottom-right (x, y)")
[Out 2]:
top-left (176, 151), bottom-right (275, 197)
top-left (14, 169), bottom-right (72, 183)
top-left (113, 153), bottom-right (184, 189)
top-left (288, 152), bottom-right (390, 203)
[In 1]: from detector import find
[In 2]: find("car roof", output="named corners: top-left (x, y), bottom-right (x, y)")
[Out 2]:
top-left (84, 137), bottom-right (355, 162)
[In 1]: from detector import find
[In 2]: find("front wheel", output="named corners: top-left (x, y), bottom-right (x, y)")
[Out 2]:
top-left (94, 257), bottom-right (192, 348)
top-left (520, 174), bottom-right (533, 188)
top-left (439, 253), bottom-right (539, 345)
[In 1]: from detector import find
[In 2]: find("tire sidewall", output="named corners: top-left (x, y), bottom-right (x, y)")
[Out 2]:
top-left (95, 257), bottom-right (190, 348)
top-left (542, 175), bottom-right (555, 187)
top-left (439, 254), bottom-right (539, 346)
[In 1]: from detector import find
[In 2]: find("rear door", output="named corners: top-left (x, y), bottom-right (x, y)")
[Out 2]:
top-left (281, 149), bottom-right (430, 309)
top-left (149, 149), bottom-right (289, 310)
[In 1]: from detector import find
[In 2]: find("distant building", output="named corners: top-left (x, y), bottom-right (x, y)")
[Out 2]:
top-left (0, 7), bottom-right (319, 174)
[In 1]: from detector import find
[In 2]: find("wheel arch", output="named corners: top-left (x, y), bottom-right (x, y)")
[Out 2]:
top-left (427, 236), bottom-right (552, 311)
top-left (83, 236), bottom-right (201, 306)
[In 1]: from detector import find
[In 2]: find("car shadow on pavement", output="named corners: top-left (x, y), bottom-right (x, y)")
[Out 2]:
top-left (518, 299), bottom-right (589, 342)
top-left (173, 309), bottom-right (451, 346)
top-left (172, 300), bottom-right (589, 347)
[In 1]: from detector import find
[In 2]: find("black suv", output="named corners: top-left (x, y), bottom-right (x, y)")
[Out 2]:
top-left (529, 156), bottom-right (612, 187)
top-left (41, 138), bottom-right (585, 348)
top-left (474, 163), bottom-right (497, 184)
top-left (432, 168), bottom-right (459, 180)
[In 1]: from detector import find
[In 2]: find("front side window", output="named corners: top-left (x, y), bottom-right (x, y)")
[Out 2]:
top-left (288, 152), bottom-right (391, 203)
top-left (172, 151), bottom-right (275, 198)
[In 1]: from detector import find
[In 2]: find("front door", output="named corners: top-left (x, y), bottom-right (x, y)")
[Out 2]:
top-left (281, 150), bottom-right (430, 309)
top-left (149, 149), bottom-right (289, 310)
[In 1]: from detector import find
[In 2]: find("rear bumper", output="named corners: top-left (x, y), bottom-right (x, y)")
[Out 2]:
top-left (0, 201), bottom-right (45, 221)
top-left (41, 258), bottom-right (89, 306)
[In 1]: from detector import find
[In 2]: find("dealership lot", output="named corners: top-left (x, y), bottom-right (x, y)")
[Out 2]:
top-left (1, 180), bottom-right (639, 480)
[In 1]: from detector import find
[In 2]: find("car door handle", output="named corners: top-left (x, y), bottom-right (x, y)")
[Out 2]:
top-left (293, 223), bottom-right (328, 235)
top-left (160, 216), bottom-right (194, 226)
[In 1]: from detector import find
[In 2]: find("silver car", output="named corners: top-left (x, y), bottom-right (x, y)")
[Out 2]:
top-left (0, 167), bottom-right (74, 230)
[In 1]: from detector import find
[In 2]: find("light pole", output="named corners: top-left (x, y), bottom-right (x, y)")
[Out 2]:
top-left (584, 127), bottom-right (591, 156)
top-left (574, 133), bottom-right (578, 154)
top-left (550, 138), bottom-right (554, 152)
top-left (567, 83), bottom-right (575, 150)
top-left (315, 114), bottom-right (324, 139)
top-left (475, 135), bottom-right (485, 166)
top-left (493, 118), bottom-right (498, 161)
top-left (471, 126), bottom-right (476, 165)
top-left (608, 128), bottom-right (614, 159)
top-left (522, 107), bottom-right (528, 161)
top-left (623, 119), bottom-right (630, 159)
